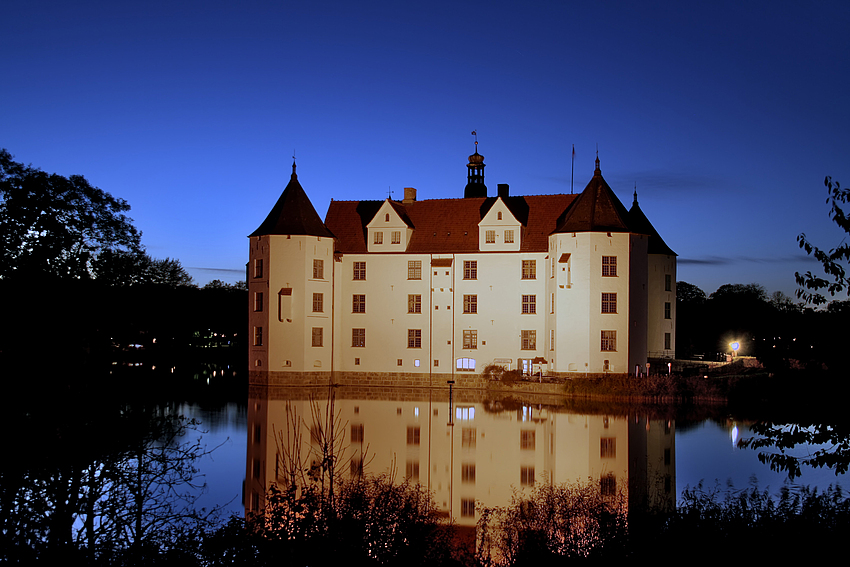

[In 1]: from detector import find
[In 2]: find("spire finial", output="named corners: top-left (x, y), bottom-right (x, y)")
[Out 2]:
top-left (594, 146), bottom-right (601, 175)
top-left (291, 152), bottom-right (297, 179)
top-left (471, 130), bottom-right (478, 153)
top-left (633, 183), bottom-right (638, 205)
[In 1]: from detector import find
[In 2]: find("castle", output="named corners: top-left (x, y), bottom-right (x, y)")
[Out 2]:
top-left (248, 148), bottom-right (676, 386)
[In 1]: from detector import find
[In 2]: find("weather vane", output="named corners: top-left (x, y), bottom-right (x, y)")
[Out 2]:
top-left (471, 130), bottom-right (478, 152)
top-left (387, 186), bottom-right (394, 200)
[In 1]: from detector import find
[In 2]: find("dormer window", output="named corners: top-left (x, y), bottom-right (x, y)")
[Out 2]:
top-left (374, 232), bottom-right (383, 245)
top-left (485, 230), bottom-right (495, 244)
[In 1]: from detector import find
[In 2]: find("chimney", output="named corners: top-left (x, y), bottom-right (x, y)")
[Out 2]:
top-left (403, 187), bottom-right (417, 204)
top-left (497, 183), bottom-right (509, 198)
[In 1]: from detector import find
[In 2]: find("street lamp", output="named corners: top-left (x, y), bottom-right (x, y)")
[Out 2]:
top-left (730, 341), bottom-right (740, 357)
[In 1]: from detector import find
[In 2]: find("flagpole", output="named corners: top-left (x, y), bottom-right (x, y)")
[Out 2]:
top-left (570, 144), bottom-right (575, 194)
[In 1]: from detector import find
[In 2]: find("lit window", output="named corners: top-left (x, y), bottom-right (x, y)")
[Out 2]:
top-left (408, 294), bottom-right (421, 313)
top-left (463, 330), bottom-right (477, 350)
top-left (408, 260), bottom-right (421, 280)
top-left (352, 328), bottom-right (365, 347)
top-left (312, 293), bottom-right (323, 312)
top-left (504, 229), bottom-right (514, 243)
top-left (313, 259), bottom-right (323, 279)
top-left (312, 327), bottom-right (323, 347)
top-left (254, 292), bottom-right (264, 312)
top-left (457, 357), bottom-right (476, 371)
top-left (521, 330), bottom-right (536, 350)
top-left (352, 294), bottom-right (366, 313)
top-left (374, 231), bottom-right (383, 244)
top-left (456, 406), bottom-right (475, 420)
top-left (664, 302), bottom-right (672, 319)
top-left (485, 230), bottom-right (495, 243)
top-left (463, 260), bottom-right (477, 280)
top-left (391, 231), bottom-right (401, 244)
top-left (602, 293), bottom-right (617, 313)
top-left (408, 329), bottom-right (422, 348)
top-left (463, 294), bottom-right (477, 314)
top-left (353, 262), bottom-right (366, 280)
top-left (520, 430), bottom-right (535, 450)
top-left (602, 256), bottom-right (617, 277)
top-left (601, 330), bottom-right (616, 351)
top-left (522, 295), bottom-right (536, 314)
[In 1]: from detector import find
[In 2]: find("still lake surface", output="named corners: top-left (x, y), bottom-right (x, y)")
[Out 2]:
top-left (182, 386), bottom-right (847, 521)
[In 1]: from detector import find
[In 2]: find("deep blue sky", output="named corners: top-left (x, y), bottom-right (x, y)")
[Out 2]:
top-left (3, 1), bottom-right (849, 299)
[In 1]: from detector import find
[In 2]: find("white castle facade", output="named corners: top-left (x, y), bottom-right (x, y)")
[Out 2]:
top-left (248, 151), bottom-right (676, 386)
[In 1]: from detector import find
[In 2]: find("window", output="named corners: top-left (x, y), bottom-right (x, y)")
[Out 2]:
top-left (461, 498), bottom-right (475, 517)
top-left (463, 294), bottom-right (477, 314)
top-left (391, 231), bottom-right (401, 244)
top-left (397, 359), bottom-right (403, 366)
top-left (601, 474), bottom-right (616, 497)
top-left (462, 427), bottom-right (476, 448)
top-left (664, 332), bottom-right (672, 350)
top-left (522, 260), bottom-right (536, 279)
top-left (463, 330), bottom-right (477, 349)
top-left (351, 424), bottom-right (364, 443)
top-left (665, 274), bottom-right (672, 292)
top-left (664, 302), bottom-right (672, 319)
top-left (485, 230), bottom-right (495, 243)
top-left (521, 466), bottom-right (535, 486)
top-left (520, 430), bottom-right (535, 450)
top-left (602, 292), bottom-right (617, 313)
top-left (254, 326), bottom-right (263, 346)
top-left (522, 295), bottom-right (536, 314)
top-left (457, 358), bottom-right (476, 371)
top-left (253, 258), bottom-right (263, 278)
top-left (254, 292), bottom-right (263, 312)
top-left (313, 259), bottom-right (323, 279)
top-left (521, 330), bottom-right (536, 350)
top-left (312, 328), bottom-right (323, 347)
top-left (312, 293), bottom-right (323, 312)
top-left (497, 211), bottom-right (502, 220)
top-left (504, 229), bottom-right (514, 243)
top-left (462, 463), bottom-right (476, 483)
top-left (601, 330), bottom-right (616, 351)
top-left (408, 329), bottom-right (421, 348)
top-left (463, 260), bottom-right (477, 280)
top-left (550, 293), bottom-right (554, 314)
top-left (374, 231), bottom-right (383, 244)
top-left (406, 460), bottom-right (419, 480)
top-left (352, 294), bottom-right (366, 313)
top-left (550, 329), bottom-right (554, 351)
top-left (408, 260), bottom-right (421, 280)
top-left (602, 256), bottom-right (617, 276)
top-left (407, 426), bottom-right (420, 445)
top-left (353, 261), bottom-right (366, 280)
top-left (601, 438), bottom-right (616, 458)
top-left (352, 328), bottom-right (365, 347)
top-left (408, 294), bottom-right (421, 313)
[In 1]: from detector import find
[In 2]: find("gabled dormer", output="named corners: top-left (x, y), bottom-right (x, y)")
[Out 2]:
top-left (366, 199), bottom-right (414, 252)
top-left (478, 196), bottom-right (521, 251)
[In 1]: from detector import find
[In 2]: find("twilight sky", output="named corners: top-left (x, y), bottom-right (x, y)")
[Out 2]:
top-left (3, 0), bottom-right (849, 299)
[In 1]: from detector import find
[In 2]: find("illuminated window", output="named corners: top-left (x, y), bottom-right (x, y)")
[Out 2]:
top-left (601, 330), bottom-right (616, 351)
top-left (312, 328), bottom-right (323, 347)
top-left (352, 328), bottom-right (365, 347)
top-left (352, 294), bottom-right (365, 313)
top-left (456, 406), bottom-right (475, 420)
top-left (312, 293), bottom-right (323, 312)
top-left (463, 260), bottom-right (477, 280)
top-left (485, 230), bottom-right (495, 243)
top-left (602, 293), bottom-right (617, 313)
top-left (408, 329), bottom-right (421, 348)
top-left (313, 259), bottom-right (323, 279)
top-left (457, 358), bottom-right (476, 371)
top-left (521, 330), bottom-right (536, 350)
top-left (602, 256), bottom-right (617, 276)
top-left (522, 260), bottom-right (536, 279)
top-left (504, 229), bottom-right (514, 243)
top-left (391, 231), bottom-right (401, 244)
top-left (522, 295), bottom-right (536, 314)
top-left (374, 231), bottom-right (383, 244)
top-left (408, 260), bottom-right (421, 279)
top-left (408, 294), bottom-right (421, 313)
top-left (353, 262), bottom-right (366, 280)
top-left (463, 330), bottom-right (477, 350)
top-left (463, 294), bottom-right (477, 314)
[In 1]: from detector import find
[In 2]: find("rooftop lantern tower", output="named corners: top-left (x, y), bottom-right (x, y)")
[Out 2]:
top-left (464, 130), bottom-right (487, 198)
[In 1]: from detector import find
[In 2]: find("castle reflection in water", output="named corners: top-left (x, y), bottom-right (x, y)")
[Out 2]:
top-left (245, 384), bottom-right (676, 524)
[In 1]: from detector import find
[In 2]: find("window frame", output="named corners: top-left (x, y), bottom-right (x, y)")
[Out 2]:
top-left (374, 231), bottom-right (383, 244)
top-left (504, 229), bottom-right (514, 243)
top-left (353, 261), bottom-right (366, 280)
top-left (463, 330), bottom-right (477, 349)
top-left (601, 330), bottom-right (617, 352)
top-left (352, 294), bottom-right (366, 313)
top-left (602, 256), bottom-right (617, 277)
top-left (311, 327), bottom-right (323, 347)
top-left (408, 294), bottom-right (421, 313)
top-left (312, 292), bottom-right (323, 313)
top-left (391, 230), bottom-right (401, 244)
top-left (521, 330), bottom-right (536, 350)
top-left (313, 259), bottom-right (324, 279)
top-left (463, 294), bottom-right (477, 314)
top-left (352, 328), bottom-right (365, 347)
top-left (602, 292), bottom-right (617, 314)
top-left (408, 260), bottom-right (421, 280)
top-left (522, 295), bottom-right (536, 314)
top-left (463, 260), bottom-right (477, 280)
top-left (408, 329), bottom-right (422, 349)
top-left (521, 259), bottom-right (536, 280)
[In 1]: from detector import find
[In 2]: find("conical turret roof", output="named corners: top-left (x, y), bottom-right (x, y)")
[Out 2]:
top-left (553, 157), bottom-right (631, 233)
top-left (628, 192), bottom-right (677, 256)
top-left (250, 164), bottom-right (335, 238)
